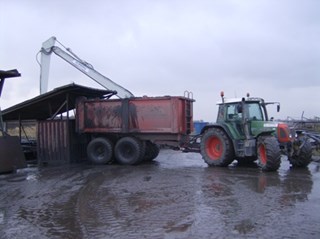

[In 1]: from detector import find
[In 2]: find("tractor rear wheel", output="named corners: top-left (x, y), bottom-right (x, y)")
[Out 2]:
top-left (87, 137), bottom-right (114, 164)
top-left (114, 137), bottom-right (145, 165)
top-left (257, 136), bottom-right (281, 171)
top-left (200, 128), bottom-right (234, 166)
top-left (288, 138), bottom-right (312, 167)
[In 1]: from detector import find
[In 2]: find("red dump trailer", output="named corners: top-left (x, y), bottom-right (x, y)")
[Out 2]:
top-left (76, 95), bottom-right (194, 165)
top-left (39, 36), bottom-right (195, 165)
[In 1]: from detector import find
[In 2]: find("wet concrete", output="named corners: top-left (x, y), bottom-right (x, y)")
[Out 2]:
top-left (0, 149), bottom-right (320, 239)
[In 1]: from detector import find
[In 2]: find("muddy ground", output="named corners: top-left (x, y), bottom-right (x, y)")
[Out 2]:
top-left (0, 150), bottom-right (320, 239)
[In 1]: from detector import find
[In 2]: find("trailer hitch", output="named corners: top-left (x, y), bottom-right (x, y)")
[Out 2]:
top-left (182, 134), bottom-right (201, 153)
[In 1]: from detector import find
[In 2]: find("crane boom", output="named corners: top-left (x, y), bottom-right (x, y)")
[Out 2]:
top-left (39, 36), bottom-right (134, 98)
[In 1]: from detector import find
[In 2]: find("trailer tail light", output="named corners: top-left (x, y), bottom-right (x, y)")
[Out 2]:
top-left (277, 123), bottom-right (291, 143)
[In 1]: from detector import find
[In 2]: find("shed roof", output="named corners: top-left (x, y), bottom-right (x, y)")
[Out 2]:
top-left (2, 83), bottom-right (116, 121)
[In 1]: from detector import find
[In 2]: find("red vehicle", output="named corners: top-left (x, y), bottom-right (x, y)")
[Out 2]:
top-left (76, 95), bottom-right (193, 164)
top-left (40, 36), bottom-right (194, 165)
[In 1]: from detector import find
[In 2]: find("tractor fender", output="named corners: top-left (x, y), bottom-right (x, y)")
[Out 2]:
top-left (256, 131), bottom-right (275, 139)
top-left (201, 123), bottom-right (232, 136)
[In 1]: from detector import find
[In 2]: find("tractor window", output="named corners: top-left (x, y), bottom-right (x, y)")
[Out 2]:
top-left (217, 105), bottom-right (224, 122)
top-left (226, 104), bottom-right (242, 121)
top-left (247, 103), bottom-right (263, 121)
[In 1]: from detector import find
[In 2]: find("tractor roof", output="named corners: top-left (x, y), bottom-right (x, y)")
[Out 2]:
top-left (217, 97), bottom-right (264, 105)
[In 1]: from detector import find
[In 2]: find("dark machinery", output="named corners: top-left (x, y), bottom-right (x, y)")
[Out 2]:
top-left (0, 69), bottom-right (26, 173)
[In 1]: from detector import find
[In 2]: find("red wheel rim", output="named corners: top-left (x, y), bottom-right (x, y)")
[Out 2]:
top-left (259, 144), bottom-right (267, 165)
top-left (206, 136), bottom-right (223, 160)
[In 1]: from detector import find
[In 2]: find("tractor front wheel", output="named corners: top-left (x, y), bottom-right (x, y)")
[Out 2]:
top-left (257, 136), bottom-right (281, 171)
top-left (288, 138), bottom-right (312, 167)
top-left (200, 128), bottom-right (234, 166)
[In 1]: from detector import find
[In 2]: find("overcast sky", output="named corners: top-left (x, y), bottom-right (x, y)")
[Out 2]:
top-left (1, 0), bottom-right (319, 122)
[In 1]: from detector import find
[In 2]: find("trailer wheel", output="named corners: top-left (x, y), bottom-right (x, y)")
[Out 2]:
top-left (200, 128), bottom-right (234, 166)
top-left (115, 137), bottom-right (145, 165)
top-left (288, 138), bottom-right (312, 167)
top-left (143, 141), bottom-right (160, 162)
top-left (87, 137), bottom-right (114, 164)
top-left (257, 136), bottom-right (281, 171)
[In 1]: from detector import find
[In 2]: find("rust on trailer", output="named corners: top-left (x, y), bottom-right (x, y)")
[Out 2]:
top-left (76, 96), bottom-right (194, 136)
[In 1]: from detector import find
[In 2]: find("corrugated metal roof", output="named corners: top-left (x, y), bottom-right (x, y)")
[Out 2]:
top-left (2, 83), bottom-right (116, 121)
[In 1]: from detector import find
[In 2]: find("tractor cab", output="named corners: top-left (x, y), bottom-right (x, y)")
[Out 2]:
top-left (216, 92), bottom-right (282, 140)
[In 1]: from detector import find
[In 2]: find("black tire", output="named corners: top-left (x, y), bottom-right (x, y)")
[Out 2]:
top-left (143, 141), bottom-right (160, 162)
top-left (200, 128), bottom-right (234, 166)
top-left (288, 138), bottom-right (312, 167)
top-left (87, 137), bottom-right (114, 164)
top-left (114, 137), bottom-right (145, 165)
top-left (257, 136), bottom-right (281, 171)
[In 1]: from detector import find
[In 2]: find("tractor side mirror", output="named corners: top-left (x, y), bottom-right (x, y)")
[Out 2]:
top-left (277, 104), bottom-right (280, 112)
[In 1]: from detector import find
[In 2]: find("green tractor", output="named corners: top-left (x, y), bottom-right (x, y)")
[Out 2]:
top-left (199, 92), bottom-right (313, 171)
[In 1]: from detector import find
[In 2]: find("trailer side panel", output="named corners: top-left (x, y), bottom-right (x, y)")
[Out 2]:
top-left (76, 96), bottom-right (193, 137)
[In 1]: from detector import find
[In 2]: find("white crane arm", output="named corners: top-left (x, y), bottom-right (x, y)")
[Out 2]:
top-left (39, 36), bottom-right (134, 98)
